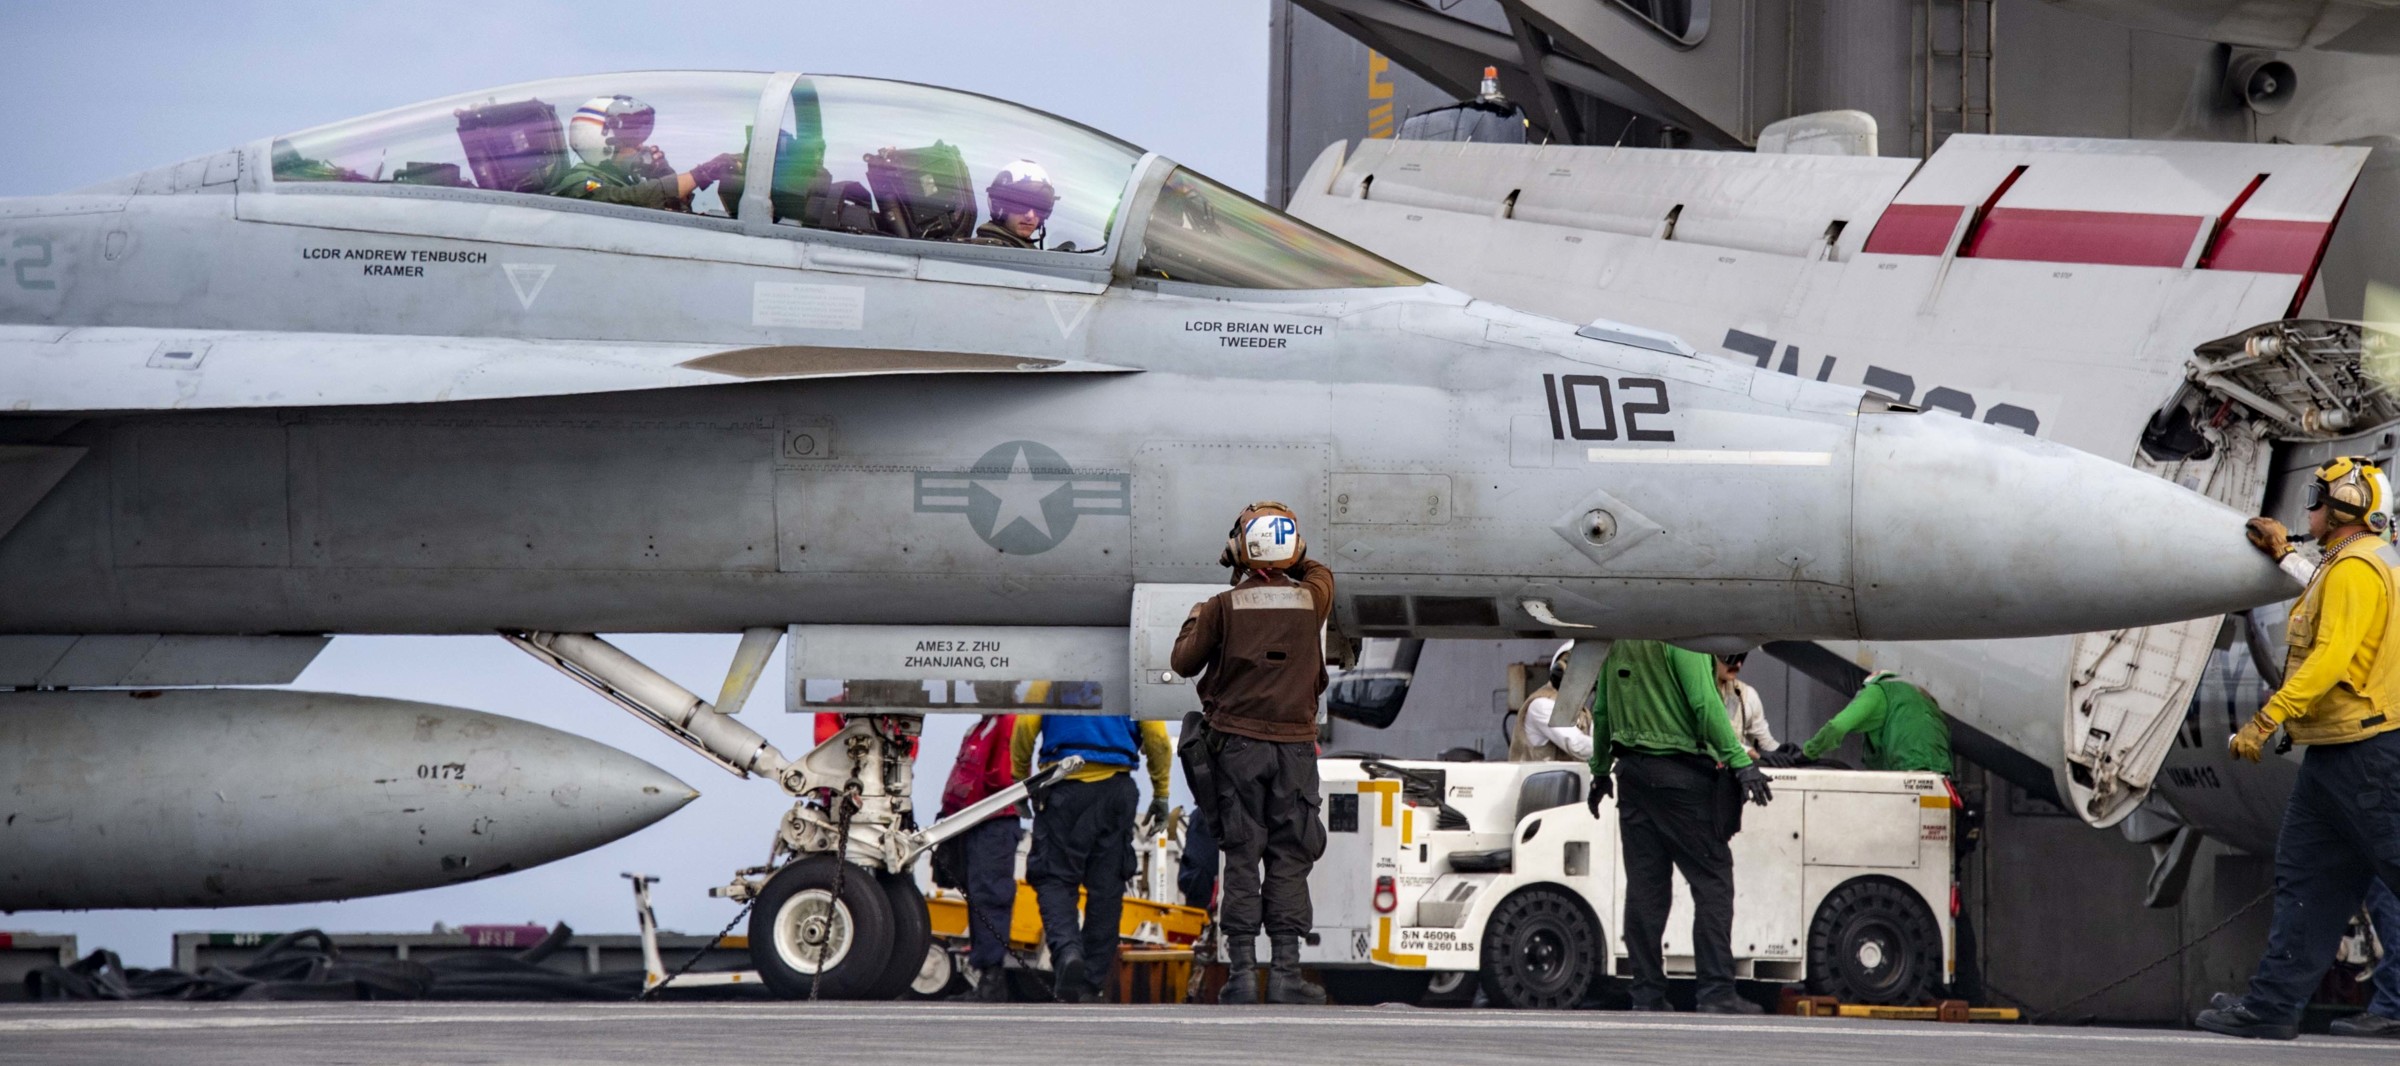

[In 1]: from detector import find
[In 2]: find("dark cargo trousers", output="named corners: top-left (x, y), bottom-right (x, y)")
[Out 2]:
top-left (1180, 807), bottom-right (1222, 909)
top-left (959, 816), bottom-right (1023, 970)
top-left (1213, 735), bottom-right (1327, 939)
top-left (1616, 751), bottom-right (1739, 1003)
top-left (2240, 729), bottom-right (2400, 1024)
top-left (2369, 879), bottom-right (2400, 1018)
top-left (1027, 774), bottom-right (1137, 992)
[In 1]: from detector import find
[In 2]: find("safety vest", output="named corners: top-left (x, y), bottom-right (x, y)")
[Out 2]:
top-left (1509, 684), bottom-right (1588, 762)
top-left (2283, 535), bottom-right (2400, 745)
top-left (1037, 714), bottom-right (1141, 770)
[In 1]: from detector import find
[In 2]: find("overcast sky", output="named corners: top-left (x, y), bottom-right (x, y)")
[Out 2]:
top-left (5, 0), bottom-right (1267, 968)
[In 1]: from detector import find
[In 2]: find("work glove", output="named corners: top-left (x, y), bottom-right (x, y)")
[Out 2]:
top-left (1147, 797), bottom-right (1170, 828)
top-left (688, 152), bottom-right (744, 189)
top-left (1734, 764), bottom-right (1774, 807)
top-left (1585, 773), bottom-right (1612, 816)
top-left (1754, 743), bottom-right (1805, 768)
top-left (2245, 517), bottom-right (2294, 561)
top-left (2229, 710), bottom-right (2279, 763)
top-left (1025, 770), bottom-right (1056, 813)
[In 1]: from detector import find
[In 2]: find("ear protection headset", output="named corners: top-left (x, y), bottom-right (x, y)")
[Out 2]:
top-left (2310, 456), bottom-right (2391, 534)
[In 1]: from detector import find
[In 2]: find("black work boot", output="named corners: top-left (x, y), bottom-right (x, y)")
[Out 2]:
top-left (2195, 1000), bottom-right (2299, 1041)
top-left (1695, 989), bottom-right (1764, 1015)
top-left (959, 965), bottom-right (1006, 1002)
top-left (1265, 935), bottom-right (1327, 1005)
top-left (1219, 937), bottom-right (1259, 1005)
top-left (1050, 942), bottom-right (1085, 1003)
top-left (1625, 992), bottom-right (1675, 1012)
top-left (2330, 1011), bottom-right (2400, 1038)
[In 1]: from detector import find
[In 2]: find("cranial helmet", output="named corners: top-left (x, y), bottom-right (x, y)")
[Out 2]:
top-left (2309, 456), bottom-right (2392, 533)
top-left (569, 95), bottom-right (657, 165)
top-left (1548, 642), bottom-right (1573, 689)
top-left (987, 159), bottom-right (1058, 219)
top-left (1225, 500), bottom-right (1304, 569)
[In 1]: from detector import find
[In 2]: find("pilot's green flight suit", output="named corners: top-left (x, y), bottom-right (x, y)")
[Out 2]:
top-left (1800, 677), bottom-right (1953, 773)
top-left (968, 220), bottom-right (1035, 249)
top-left (547, 157), bottom-right (684, 210)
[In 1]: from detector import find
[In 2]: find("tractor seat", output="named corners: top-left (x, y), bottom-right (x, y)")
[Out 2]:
top-left (1448, 848), bottom-right (1512, 873)
top-left (1440, 769), bottom-right (1585, 875)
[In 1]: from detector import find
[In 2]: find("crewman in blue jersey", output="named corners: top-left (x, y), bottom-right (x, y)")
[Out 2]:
top-left (1011, 687), bottom-right (1172, 1003)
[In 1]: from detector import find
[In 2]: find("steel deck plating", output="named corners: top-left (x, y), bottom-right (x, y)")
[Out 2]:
top-left (0, 1002), bottom-right (2388, 1065)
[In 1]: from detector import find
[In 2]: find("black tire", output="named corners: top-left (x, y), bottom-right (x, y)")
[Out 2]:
top-left (1806, 877), bottom-right (1942, 1005)
top-left (1420, 969), bottom-right (1477, 1008)
top-left (747, 856), bottom-right (896, 1000)
top-left (1478, 888), bottom-right (1601, 1010)
top-left (1321, 969), bottom-right (1435, 1005)
top-left (863, 873), bottom-right (934, 1001)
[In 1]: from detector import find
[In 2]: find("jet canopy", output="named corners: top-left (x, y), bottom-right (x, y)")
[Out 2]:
top-left (267, 71), bottom-right (1421, 291)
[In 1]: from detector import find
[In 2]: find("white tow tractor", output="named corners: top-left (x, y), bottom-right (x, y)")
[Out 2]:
top-left (1300, 758), bottom-right (1958, 1009)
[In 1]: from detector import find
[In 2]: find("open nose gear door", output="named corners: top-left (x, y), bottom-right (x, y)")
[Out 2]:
top-left (2070, 320), bottom-right (2400, 825)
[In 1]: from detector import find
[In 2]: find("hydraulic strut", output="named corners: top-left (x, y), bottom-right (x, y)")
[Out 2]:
top-left (505, 630), bottom-right (788, 779)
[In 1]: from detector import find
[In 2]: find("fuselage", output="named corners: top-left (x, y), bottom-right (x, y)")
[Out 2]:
top-left (0, 73), bottom-right (2292, 651)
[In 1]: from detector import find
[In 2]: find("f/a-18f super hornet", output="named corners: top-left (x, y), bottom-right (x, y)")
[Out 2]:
top-left (0, 72), bottom-right (2291, 994)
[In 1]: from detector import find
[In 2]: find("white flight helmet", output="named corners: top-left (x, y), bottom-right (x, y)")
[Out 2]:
top-left (987, 159), bottom-right (1058, 217)
top-left (568, 95), bottom-right (657, 165)
top-left (1547, 642), bottom-right (1572, 688)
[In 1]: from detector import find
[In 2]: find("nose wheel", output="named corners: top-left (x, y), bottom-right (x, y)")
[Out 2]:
top-left (749, 856), bottom-right (896, 999)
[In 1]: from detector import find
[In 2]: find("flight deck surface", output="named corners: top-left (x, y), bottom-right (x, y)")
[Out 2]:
top-left (0, 1002), bottom-right (2385, 1065)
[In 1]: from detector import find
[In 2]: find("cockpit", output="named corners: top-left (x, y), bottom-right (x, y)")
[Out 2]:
top-left (266, 71), bottom-right (1423, 291)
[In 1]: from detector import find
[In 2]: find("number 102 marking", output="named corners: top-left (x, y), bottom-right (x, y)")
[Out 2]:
top-left (1542, 374), bottom-right (1675, 442)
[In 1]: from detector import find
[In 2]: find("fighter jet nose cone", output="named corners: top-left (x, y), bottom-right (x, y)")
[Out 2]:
top-left (1851, 414), bottom-right (2300, 640)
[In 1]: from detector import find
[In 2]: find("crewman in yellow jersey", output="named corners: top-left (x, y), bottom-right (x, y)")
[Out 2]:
top-left (2197, 457), bottom-right (2400, 1040)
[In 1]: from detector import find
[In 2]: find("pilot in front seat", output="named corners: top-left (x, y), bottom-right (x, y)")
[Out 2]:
top-left (970, 159), bottom-right (1057, 250)
top-left (549, 95), bottom-right (741, 211)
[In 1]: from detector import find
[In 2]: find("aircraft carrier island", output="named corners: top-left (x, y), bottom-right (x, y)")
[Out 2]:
top-left (6, 0), bottom-right (2400, 1059)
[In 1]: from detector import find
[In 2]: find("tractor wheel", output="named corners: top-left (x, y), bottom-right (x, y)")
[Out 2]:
top-left (904, 942), bottom-right (965, 1000)
top-left (1420, 969), bottom-right (1477, 1007)
top-left (1806, 877), bottom-right (1942, 1005)
top-left (1478, 888), bottom-right (1601, 1010)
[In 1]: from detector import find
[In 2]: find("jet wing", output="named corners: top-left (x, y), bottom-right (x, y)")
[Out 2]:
top-left (1295, 139), bottom-right (2365, 440)
top-left (0, 326), bottom-right (1132, 411)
